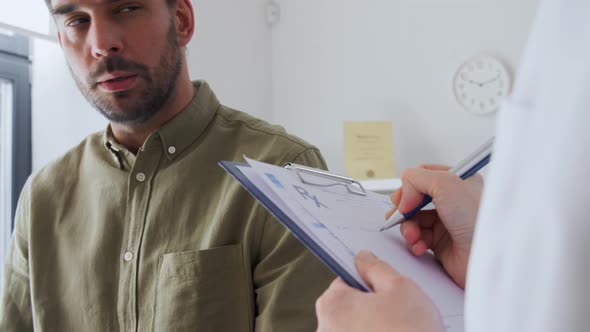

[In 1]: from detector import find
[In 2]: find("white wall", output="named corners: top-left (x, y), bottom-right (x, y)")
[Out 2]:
top-left (27, 0), bottom-right (273, 171)
top-left (271, 0), bottom-right (541, 175)
top-left (188, 0), bottom-right (273, 120)
top-left (0, 0), bottom-right (51, 36)
top-left (31, 38), bottom-right (105, 171)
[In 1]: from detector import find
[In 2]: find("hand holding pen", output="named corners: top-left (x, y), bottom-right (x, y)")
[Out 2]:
top-left (380, 138), bottom-right (493, 288)
top-left (381, 137), bottom-right (494, 231)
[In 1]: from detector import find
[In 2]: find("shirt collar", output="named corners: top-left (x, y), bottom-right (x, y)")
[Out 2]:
top-left (102, 80), bottom-right (220, 163)
top-left (156, 80), bottom-right (220, 160)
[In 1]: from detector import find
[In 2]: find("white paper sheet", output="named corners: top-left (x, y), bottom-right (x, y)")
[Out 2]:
top-left (240, 158), bottom-right (465, 332)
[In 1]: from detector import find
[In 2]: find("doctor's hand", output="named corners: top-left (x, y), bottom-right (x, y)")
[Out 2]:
top-left (316, 251), bottom-right (444, 332)
top-left (389, 165), bottom-right (483, 289)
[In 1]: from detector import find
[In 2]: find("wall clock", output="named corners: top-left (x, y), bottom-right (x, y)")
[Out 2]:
top-left (453, 55), bottom-right (511, 115)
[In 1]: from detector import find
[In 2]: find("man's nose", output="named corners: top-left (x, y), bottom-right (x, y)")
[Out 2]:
top-left (89, 20), bottom-right (123, 58)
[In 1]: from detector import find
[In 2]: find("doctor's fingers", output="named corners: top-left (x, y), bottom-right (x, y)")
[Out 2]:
top-left (401, 219), bottom-right (436, 256)
top-left (400, 211), bottom-right (438, 234)
top-left (386, 189), bottom-right (402, 221)
top-left (464, 173), bottom-right (484, 197)
top-left (316, 278), bottom-right (362, 317)
top-left (389, 164), bottom-right (453, 212)
top-left (417, 164), bottom-right (452, 172)
top-left (392, 165), bottom-right (483, 208)
top-left (388, 189), bottom-right (403, 213)
top-left (355, 251), bottom-right (404, 292)
top-left (400, 212), bottom-right (436, 245)
top-left (397, 168), bottom-right (462, 214)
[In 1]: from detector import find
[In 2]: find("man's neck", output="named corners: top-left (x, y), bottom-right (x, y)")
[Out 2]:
top-left (109, 73), bottom-right (195, 154)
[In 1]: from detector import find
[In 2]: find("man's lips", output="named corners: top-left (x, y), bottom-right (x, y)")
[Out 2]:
top-left (97, 74), bottom-right (138, 93)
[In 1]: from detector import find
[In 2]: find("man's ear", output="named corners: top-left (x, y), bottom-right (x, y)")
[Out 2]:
top-left (57, 31), bottom-right (63, 47)
top-left (174, 0), bottom-right (195, 47)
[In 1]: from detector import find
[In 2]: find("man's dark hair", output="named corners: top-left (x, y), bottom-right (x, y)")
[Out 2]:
top-left (45, 0), bottom-right (176, 11)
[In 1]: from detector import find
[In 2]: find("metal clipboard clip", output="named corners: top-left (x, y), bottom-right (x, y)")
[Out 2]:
top-left (284, 163), bottom-right (367, 196)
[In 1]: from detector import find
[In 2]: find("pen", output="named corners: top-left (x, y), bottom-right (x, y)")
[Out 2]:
top-left (379, 137), bottom-right (494, 232)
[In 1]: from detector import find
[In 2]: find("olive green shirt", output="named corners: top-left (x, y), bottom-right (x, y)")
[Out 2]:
top-left (0, 81), bottom-right (334, 331)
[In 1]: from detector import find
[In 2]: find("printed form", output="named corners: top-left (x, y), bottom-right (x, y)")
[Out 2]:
top-left (241, 158), bottom-right (465, 332)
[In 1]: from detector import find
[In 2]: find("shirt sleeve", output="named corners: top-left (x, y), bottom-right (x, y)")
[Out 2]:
top-left (252, 148), bottom-right (335, 332)
top-left (0, 180), bottom-right (34, 331)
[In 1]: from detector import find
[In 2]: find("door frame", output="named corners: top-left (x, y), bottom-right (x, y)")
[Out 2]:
top-left (0, 33), bottom-right (31, 228)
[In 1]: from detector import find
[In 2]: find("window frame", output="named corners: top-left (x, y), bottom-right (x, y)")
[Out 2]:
top-left (0, 32), bottom-right (32, 229)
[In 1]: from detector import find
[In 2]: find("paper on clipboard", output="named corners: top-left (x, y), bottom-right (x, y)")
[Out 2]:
top-left (224, 157), bottom-right (465, 332)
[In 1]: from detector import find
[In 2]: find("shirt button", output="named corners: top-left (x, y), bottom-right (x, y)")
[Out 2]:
top-left (168, 146), bottom-right (177, 154)
top-left (136, 172), bottom-right (146, 182)
top-left (123, 251), bottom-right (134, 262)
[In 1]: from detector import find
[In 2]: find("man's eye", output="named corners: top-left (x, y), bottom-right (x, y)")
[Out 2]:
top-left (66, 18), bottom-right (89, 27)
top-left (118, 6), bottom-right (140, 13)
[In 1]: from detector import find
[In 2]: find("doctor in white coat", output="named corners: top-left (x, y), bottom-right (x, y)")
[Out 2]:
top-left (315, 0), bottom-right (590, 331)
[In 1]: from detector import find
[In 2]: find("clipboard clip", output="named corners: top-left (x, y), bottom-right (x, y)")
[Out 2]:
top-left (284, 163), bottom-right (367, 196)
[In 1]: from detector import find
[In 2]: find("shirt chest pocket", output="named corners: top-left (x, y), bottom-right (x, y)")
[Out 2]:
top-left (153, 244), bottom-right (252, 332)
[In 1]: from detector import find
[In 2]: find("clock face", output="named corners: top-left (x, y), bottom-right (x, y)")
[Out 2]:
top-left (453, 56), bottom-right (511, 115)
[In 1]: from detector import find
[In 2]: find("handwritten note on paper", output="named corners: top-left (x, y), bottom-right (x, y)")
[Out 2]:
top-left (343, 122), bottom-right (396, 180)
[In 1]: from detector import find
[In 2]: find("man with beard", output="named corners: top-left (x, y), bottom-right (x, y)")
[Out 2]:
top-left (0, 0), bottom-right (334, 331)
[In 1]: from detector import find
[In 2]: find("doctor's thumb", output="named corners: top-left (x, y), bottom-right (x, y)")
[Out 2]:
top-left (355, 250), bottom-right (402, 292)
top-left (392, 168), bottom-right (434, 213)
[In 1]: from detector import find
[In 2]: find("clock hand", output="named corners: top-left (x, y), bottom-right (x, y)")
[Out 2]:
top-left (468, 79), bottom-right (482, 86)
top-left (481, 74), bottom-right (501, 86)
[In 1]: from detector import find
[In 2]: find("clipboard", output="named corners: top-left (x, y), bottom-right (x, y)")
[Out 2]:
top-left (284, 162), bottom-right (368, 197)
top-left (219, 161), bottom-right (368, 291)
top-left (220, 158), bottom-right (465, 331)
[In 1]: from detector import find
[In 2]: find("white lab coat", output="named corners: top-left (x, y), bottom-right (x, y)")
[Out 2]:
top-left (466, 0), bottom-right (590, 331)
